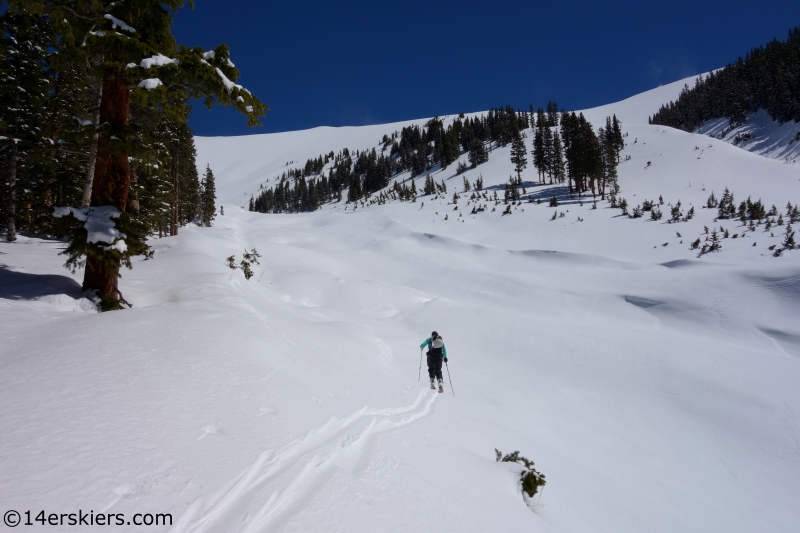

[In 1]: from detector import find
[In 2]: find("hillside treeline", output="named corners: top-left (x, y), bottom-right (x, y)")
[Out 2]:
top-left (649, 27), bottom-right (800, 131)
top-left (251, 105), bottom-right (624, 214)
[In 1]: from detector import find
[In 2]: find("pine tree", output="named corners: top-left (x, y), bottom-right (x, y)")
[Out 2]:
top-left (201, 165), bottom-right (217, 227)
top-left (783, 223), bottom-right (796, 249)
top-left (532, 109), bottom-right (546, 183)
top-left (709, 229), bottom-right (722, 251)
top-left (551, 131), bottom-right (566, 184)
top-left (1, 7), bottom-right (53, 241)
top-left (424, 175), bottom-right (436, 196)
top-left (718, 188), bottom-right (736, 219)
top-left (546, 100), bottom-right (559, 127)
top-left (509, 131), bottom-right (527, 181)
top-left (611, 115), bottom-right (624, 161)
top-left (468, 139), bottom-right (488, 167)
top-left (31, 0), bottom-right (268, 309)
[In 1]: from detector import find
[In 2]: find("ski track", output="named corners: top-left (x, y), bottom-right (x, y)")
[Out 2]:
top-left (171, 389), bottom-right (438, 533)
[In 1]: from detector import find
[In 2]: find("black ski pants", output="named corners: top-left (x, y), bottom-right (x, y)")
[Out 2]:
top-left (427, 354), bottom-right (443, 381)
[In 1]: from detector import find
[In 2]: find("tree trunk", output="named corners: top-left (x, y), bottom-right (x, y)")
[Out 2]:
top-left (171, 149), bottom-right (179, 235)
top-left (81, 85), bottom-right (103, 207)
top-left (5, 143), bottom-right (18, 242)
top-left (129, 168), bottom-right (139, 211)
top-left (82, 66), bottom-right (130, 304)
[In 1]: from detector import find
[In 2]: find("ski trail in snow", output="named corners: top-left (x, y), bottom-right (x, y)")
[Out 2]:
top-left (172, 390), bottom-right (438, 533)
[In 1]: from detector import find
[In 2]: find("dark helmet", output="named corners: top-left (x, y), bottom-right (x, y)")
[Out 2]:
top-left (431, 331), bottom-right (438, 337)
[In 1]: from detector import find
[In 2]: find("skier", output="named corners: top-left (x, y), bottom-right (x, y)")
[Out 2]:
top-left (420, 331), bottom-right (447, 393)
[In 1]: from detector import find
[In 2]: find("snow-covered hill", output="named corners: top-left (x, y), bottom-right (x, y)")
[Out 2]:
top-left (696, 108), bottom-right (800, 163)
top-left (2, 76), bottom-right (800, 533)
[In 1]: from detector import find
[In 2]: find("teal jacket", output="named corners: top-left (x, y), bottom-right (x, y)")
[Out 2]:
top-left (420, 338), bottom-right (447, 358)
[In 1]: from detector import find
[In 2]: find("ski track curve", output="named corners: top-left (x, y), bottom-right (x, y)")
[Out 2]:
top-left (171, 389), bottom-right (438, 533)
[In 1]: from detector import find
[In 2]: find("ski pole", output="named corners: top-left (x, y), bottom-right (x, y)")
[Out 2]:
top-left (418, 349), bottom-right (423, 381)
top-left (445, 360), bottom-right (455, 396)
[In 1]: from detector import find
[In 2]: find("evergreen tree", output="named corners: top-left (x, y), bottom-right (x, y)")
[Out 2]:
top-left (1, 7), bottom-right (52, 241)
top-left (718, 188), bottom-right (736, 219)
top-left (560, 112), bottom-right (602, 196)
top-left (509, 131), bottom-right (527, 180)
top-left (532, 109), bottom-right (546, 183)
top-left (468, 139), bottom-right (488, 167)
top-left (201, 165), bottom-right (217, 227)
top-left (22, 0), bottom-right (268, 309)
top-left (551, 131), bottom-right (566, 184)
top-left (783, 223), bottom-right (796, 249)
top-left (546, 100), bottom-right (560, 127)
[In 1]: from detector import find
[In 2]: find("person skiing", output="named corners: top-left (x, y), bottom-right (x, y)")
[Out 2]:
top-left (420, 331), bottom-right (447, 393)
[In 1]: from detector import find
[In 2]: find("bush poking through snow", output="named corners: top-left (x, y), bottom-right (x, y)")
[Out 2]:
top-left (651, 206), bottom-right (663, 221)
top-left (708, 230), bottom-right (722, 252)
top-left (495, 449), bottom-right (547, 498)
top-left (619, 198), bottom-right (629, 216)
top-left (549, 195), bottom-right (558, 207)
top-left (226, 248), bottom-right (261, 280)
top-left (782, 224), bottom-right (795, 250)
top-left (670, 201), bottom-right (682, 223)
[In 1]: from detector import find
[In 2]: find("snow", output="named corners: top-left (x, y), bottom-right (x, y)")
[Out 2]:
top-left (215, 67), bottom-right (243, 92)
top-left (104, 14), bottom-right (135, 33)
top-left (138, 78), bottom-right (163, 90)
top-left (3, 75), bottom-right (800, 533)
top-left (138, 53), bottom-right (176, 69)
top-left (696, 109), bottom-right (800, 163)
top-left (53, 205), bottom-right (125, 246)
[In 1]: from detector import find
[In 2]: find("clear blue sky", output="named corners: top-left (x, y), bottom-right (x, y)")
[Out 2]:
top-left (172, 0), bottom-right (798, 137)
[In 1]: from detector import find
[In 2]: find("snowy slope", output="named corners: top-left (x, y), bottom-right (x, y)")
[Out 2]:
top-left (3, 77), bottom-right (800, 533)
top-left (696, 108), bottom-right (800, 163)
top-left (196, 75), bottom-right (701, 206)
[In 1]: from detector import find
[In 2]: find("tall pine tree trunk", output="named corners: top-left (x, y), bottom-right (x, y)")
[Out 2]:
top-left (82, 66), bottom-right (130, 302)
top-left (81, 85), bottom-right (103, 207)
top-left (5, 143), bottom-right (18, 242)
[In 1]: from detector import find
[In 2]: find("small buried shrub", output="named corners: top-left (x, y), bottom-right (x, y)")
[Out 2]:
top-left (495, 449), bottom-right (547, 498)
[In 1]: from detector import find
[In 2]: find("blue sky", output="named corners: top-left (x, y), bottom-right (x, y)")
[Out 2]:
top-left (172, 0), bottom-right (798, 137)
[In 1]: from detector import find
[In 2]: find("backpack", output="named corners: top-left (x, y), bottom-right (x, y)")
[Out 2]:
top-left (429, 335), bottom-right (444, 356)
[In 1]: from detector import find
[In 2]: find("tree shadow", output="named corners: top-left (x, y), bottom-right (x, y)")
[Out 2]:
top-left (0, 264), bottom-right (83, 301)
